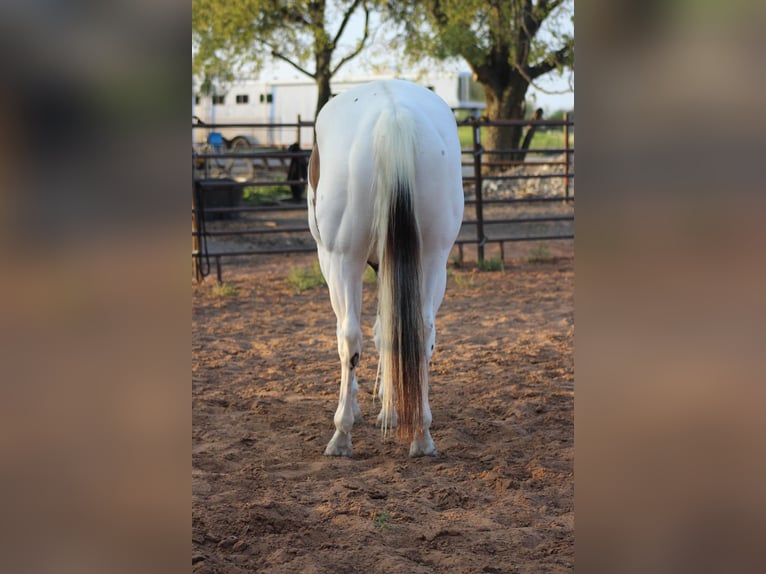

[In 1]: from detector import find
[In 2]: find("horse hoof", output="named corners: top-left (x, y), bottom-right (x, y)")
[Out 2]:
top-left (409, 446), bottom-right (438, 458)
top-left (324, 432), bottom-right (353, 457)
top-left (324, 444), bottom-right (353, 457)
top-left (409, 438), bottom-right (438, 458)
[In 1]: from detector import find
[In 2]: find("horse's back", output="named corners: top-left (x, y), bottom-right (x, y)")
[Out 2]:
top-left (311, 79), bottom-right (464, 257)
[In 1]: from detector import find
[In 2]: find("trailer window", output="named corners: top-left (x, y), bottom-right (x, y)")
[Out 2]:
top-left (259, 93), bottom-right (273, 103)
top-left (194, 95), bottom-right (200, 105)
top-left (236, 94), bottom-right (249, 104)
top-left (212, 95), bottom-right (225, 105)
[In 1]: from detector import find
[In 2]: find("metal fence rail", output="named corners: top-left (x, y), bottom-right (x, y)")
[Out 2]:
top-left (192, 116), bottom-right (573, 282)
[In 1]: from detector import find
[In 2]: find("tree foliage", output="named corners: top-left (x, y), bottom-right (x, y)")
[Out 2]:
top-left (387, 0), bottom-right (574, 160)
top-left (389, 0), bottom-right (573, 91)
top-left (192, 0), bottom-right (372, 117)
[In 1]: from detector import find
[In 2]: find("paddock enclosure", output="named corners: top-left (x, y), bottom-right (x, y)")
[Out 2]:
top-left (192, 115), bottom-right (574, 282)
top-left (192, 248), bottom-right (573, 573)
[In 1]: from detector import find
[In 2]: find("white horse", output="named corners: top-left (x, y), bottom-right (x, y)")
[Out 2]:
top-left (307, 79), bottom-right (464, 457)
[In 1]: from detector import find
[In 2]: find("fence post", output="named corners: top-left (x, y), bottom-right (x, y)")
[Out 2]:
top-left (564, 113), bottom-right (570, 200)
top-left (473, 119), bottom-right (485, 264)
top-left (296, 114), bottom-right (302, 147)
top-left (192, 179), bottom-right (202, 283)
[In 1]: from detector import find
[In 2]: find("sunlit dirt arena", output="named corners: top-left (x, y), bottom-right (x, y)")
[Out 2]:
top-left (193, 245), bottom-right (573, 573)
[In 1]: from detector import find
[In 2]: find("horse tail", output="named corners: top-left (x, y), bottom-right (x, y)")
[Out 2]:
top-left (372, 105), bottom-right (425, 443)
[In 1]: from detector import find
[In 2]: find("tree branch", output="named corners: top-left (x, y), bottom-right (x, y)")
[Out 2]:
top-left (524, 0), bottom-right (541, 39)
top-left (271, 49), bottom-right (316, 79)
top-left (527, 0), bottom-right (566, 39)
top-left (535, 0), bottom-right (566, 19)
top-left (525, 42), bottom-right (572, 80)
top-left (332, 0), bottom-right (365, 48)
top-left (331, 7), bottom-right (370, 76)
top-left (274, 5), bottom-right (312, 28)
top-left (421, 0), bottom-right (450, 31)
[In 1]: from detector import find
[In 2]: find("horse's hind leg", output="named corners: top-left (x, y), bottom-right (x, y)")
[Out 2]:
top-left (408, 252), bottom-right (449, 457)
top-left (321, 250), bottom-right (365, 457)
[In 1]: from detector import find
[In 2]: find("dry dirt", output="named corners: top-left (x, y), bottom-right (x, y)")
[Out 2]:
top-left (192, 249), bottom-right (574, 573)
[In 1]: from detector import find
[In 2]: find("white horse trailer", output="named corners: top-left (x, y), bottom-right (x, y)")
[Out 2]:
top-left (192, 71), bottom-right (485, 147)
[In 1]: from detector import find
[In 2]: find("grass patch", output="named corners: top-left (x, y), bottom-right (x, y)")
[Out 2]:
top-left (529, 128), bottom-right (574, 150)
top-left (477, 256), bottom-right (503, 272)
top-left (450, 270), bottom-right (475, 288)
top-left (242, 184), bottom-right (291, 206)
top-left (457, 125), bottom-right (475, 149)
top-left (287, 263), bottom-right (374, 293)
top-left (374, 511), bottom-right (393, 531)
top-left (287, 261), bottom-right (326, 292)
top-left (211, 282), bottom-right (239, 297)
top-left (363, 265), bottom-right (377, 285)
top-left (457, 125), bottom-right (574, 151)
top-left (528, 242), bottom-right (552, 263)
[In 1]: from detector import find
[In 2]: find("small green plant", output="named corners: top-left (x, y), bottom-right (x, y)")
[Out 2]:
top-left (287, 261), bottom-right (326, 292)
top-left (374, 511), bottom-right (393, 531)
top-left (452, 271), bottom-right (475, 288)
top-left (211, 282), bottom-right (239, 297)
top-left (477, 256), bottom-right (503, 272)
top-left (528, 242), bottom-right (552, 263)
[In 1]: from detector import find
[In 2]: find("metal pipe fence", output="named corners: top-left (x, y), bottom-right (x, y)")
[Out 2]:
top-left (192, 115), bottom-right (573, 282)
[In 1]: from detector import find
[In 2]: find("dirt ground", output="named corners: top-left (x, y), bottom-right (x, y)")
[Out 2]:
top-left (192, 247), bottom-right (574, 573)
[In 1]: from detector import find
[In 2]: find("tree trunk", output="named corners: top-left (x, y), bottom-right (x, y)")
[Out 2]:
top-left (315, 72), bottom-right (332, 119)
top-left (314, 49), bottom-right (333, 119)
top-left (482, 81), bottom-right (528, 171)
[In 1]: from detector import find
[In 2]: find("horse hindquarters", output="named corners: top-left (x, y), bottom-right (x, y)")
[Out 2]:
top-left (311, 79), bottom-right (462, 458)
